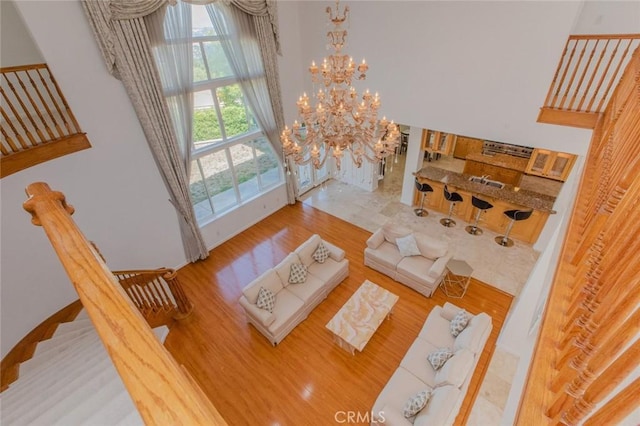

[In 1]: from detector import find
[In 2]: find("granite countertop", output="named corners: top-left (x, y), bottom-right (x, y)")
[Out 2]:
top-left (414, 165), bottom-right (557, 213)
top-left (465, 152), bottom-right (529, 172)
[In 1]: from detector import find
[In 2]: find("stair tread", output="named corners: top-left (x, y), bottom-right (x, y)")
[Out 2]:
top-left (5, 333), bottom-right (105, 399)
top-left (28, 368), bottom-right (130, 425)
top-left (34, 327), bottom-right (95, 353)
top-left (53, 318), bottom-right (94, 333)
top-left (18, 332), bottom-right (103, 380)
top-left (2, 353), bottom-right (114, 423)
top-left (82, 389), bottom-right (142, 426)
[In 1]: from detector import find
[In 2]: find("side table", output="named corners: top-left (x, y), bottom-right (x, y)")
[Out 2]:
top-left (442, 259), bottom-right (473, 298)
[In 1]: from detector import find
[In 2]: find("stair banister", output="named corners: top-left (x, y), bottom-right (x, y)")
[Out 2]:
top-left (22, 182), bottom-right (226, 425)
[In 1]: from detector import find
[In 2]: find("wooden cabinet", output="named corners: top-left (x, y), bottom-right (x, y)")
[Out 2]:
top-left (422, 130), bottom-right (454, 156)
top-left (525, 149), bottom-right (576, 181)
top-left (453, 136), bottom-right (484, 159)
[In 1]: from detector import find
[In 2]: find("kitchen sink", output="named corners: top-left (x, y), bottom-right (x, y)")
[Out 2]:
top-left (468, 176), bottom-right (505, 189)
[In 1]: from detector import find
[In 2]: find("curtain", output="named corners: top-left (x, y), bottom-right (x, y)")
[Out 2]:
top-left (83, 0), bottom-right (210, 262)
top-left (204, 1), bottom-right (296, 203)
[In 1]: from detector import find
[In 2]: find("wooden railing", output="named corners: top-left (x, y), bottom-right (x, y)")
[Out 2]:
top-left (113, 268), bottom-right (193, 328)
top-left (22, 182), bottom-right (226, 425)
top-left (517, 43), bottom-right (640, 424)
top-left (537, 34), bottom-right (640, 129)
top-left (1, 64), bottom-right (91, 178)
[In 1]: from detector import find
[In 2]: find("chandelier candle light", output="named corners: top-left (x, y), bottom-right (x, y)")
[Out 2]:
top-left (281, 1), bottom-right (400, 171)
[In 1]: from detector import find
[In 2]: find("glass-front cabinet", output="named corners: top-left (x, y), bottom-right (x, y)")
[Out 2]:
top-left (525, 148), bottom-right (576, 181)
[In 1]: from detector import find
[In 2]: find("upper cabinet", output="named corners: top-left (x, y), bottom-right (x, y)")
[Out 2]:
top-left (525, 149), bottom-right (576, 181)
top-left (422, 129), bottom-right (454, 157)
top-left (453, 136), bottom-right (484, 159)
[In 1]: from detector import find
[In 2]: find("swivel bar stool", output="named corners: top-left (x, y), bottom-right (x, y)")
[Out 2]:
top-left (466, 196), bottom-right (493, 235)
top-left (440, 185), bottom-right (463, 227)
top-left (414, 178), bottom-right (433, 217)
top-left (495, 209), bottom-right (533, 247)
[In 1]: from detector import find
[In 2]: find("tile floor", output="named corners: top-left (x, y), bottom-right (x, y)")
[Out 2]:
top-left (299, 152), bottom-right (531, 424)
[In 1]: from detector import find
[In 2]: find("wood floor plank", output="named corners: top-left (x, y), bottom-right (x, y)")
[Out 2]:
top-left (165, 203), bottom-right (513, 425)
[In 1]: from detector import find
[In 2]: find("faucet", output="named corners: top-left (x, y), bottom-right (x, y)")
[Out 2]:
top-left (481, 174), bottom-right (491, 182)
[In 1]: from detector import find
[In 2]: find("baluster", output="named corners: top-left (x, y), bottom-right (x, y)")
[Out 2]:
top-left (14, 70), bottom-right (55, 140)
top-left (559, 39), bottom-right (589, 109)
top-left (595, 38), bottom-right (635, 112)
top-left (2, 73), bottom-right (45, 143)
top-left (586, 39), bottom-right (622, 112)
top-left (35, 66), bottom-right (73, 134)
top-left (24, 68), bottom-right (63, 139)
top-left (560, 339), bottom-right (640, 425)
top-left (567, 39), bottom-right (599, 110)
top-left (0, 82), bottom-right (38, 146)
top-left (578, 39), bottom-right (611, 111)
top-left (583, 376), bottom-right (640, 426)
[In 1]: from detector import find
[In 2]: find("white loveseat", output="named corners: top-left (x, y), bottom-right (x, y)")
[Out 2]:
top-left (239, 234), bottom-right (349, 345)
top-left (364, 223), bottom-right (452, 297)
top-left (371, 302), bottom-right (492, 426)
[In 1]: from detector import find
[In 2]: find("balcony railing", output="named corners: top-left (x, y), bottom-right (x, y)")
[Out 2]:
top-left (538, 34), bottom-right (640, 129)
top-left (1, 63), bottom-right (90, 178)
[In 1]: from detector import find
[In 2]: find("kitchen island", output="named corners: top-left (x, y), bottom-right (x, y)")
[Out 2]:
top-left (413, 165), bottom-right (556, 244)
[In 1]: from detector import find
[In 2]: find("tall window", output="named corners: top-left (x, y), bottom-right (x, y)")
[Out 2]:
top-left (178, 5), bottom-right (283, 223)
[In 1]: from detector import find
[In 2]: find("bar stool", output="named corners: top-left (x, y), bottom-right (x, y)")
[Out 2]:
top-left (495, 209), bottom-right (533, 247)
top-left (466, 196), bottom-right (493, 235)
top-left (414, 178), bottom-right (433, 217)
top-left (440, 185), bottom-right (463, 227)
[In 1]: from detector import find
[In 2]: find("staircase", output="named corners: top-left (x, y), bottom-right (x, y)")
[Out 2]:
top-left (0, 309), bottom-right (169, 425)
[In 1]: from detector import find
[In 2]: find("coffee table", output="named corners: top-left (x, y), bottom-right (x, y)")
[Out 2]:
top-left (326, 280), bottom-right (399, 354)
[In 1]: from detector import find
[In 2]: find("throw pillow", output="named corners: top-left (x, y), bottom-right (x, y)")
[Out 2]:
top-left (289, 263), bottom-right (308, 284)
top-left (256, 287), bottom-right (275, 313)
top-left (450, 309), bottom-right (471, 337)
top-left (396, 234), bottom-right (421, 257)
top-left (427, 348), bottom-right (454, 370)
top-left (312, 242), bottom-right (330, 263)
top-left (402, 389), bottom-right (432, 418)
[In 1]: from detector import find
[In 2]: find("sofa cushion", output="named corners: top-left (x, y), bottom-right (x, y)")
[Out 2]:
top-left (382, 223), bottom-right (412, 244)
top-left (396, 256), bottom-right (436, 285)
top-left (450, 310), bottom-right (471, 337)
top-left (396, 234), bottom-right (421, 257)
top-left (256, 287), bottom-right (276, 313)
top-left (289, 263), bottom-right (308, 284)
top-left (295, 234), bottom-right (322, 267)
top-left (427, 255), bottom-right (449, 280)
top-left (268, 289), bottom-right (305, 335)
top-left (399, 337), bottom-right (439, 387)
top-left (402, 389), bottom-right (431, 418)
top-left (414, 233), bottom-right (448, 260)
top-left (285, 274), bottom-right (325, 305)
top-left (312, 242), bottom-right (330, 263)
top-left (412, 385), bottom-right (461, 426)
top-left (434, 348), bottom-right (474, 388)
top-left (275, 253), bottom-right (303, 285)
top-left (242, 269), bottom-right (283, 304)
top-left (377, 404), bottom-right (413, 426)
top-left (418, 308), bottom-right (456, 349)
top-left (366, 241), bottom-right (404, 270)
top-left (307, 257), bottom-right (346, 284)
top-left (371, 367), bottom-right (432, 421)
top-left (427, 348), bottom-right (454, 370)
top-left (454, 312), bottom-right (492, 354)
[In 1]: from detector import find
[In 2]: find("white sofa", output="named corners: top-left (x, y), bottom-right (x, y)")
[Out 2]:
top-left (238, 234), bottom-right (349, 345)
top-left (371, 302), bottom-right (492, 426)
top-left (364, 223), bottom-right (452, 297)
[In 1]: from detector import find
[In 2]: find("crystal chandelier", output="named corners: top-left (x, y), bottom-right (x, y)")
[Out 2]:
top-left (281, 0), bottom-right (400, 171)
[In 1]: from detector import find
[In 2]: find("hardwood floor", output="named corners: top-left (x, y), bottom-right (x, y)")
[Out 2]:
top-left (165, 202), bottom-right (513, 425)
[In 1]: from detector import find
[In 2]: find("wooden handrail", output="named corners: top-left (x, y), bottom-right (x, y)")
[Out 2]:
top-left (22, 182), bottom-right (226, 425)
top-left (516, 41), bottom-right (640, 424)
top-left (537, 34), bottom-right (640, 129)
top-left (1, 63), bottom-right (91, 178)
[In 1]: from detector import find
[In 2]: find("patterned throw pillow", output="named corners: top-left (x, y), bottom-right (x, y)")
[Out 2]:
top-left (256, 287), bottom-right (275, 313)
top-left (427, 348), bottom-right (454, 370)
top-left (450, 310), bottom-right (471, 337)
top-left (402, 389), bottom-right (432, 418)
top-left (289, 263), bottom-right (308, 284)
top-left (312, 242), bottom-right (330, 263)
top-left (396, 234), bottom-right (421, 257)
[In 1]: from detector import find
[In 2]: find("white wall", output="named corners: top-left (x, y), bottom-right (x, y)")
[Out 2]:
top-left (1, 0), bottom-right (185, 357)
top-left (0, 1), bottom-right (43, 66)
top-left (572, 0), bottom-right (640, 34)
